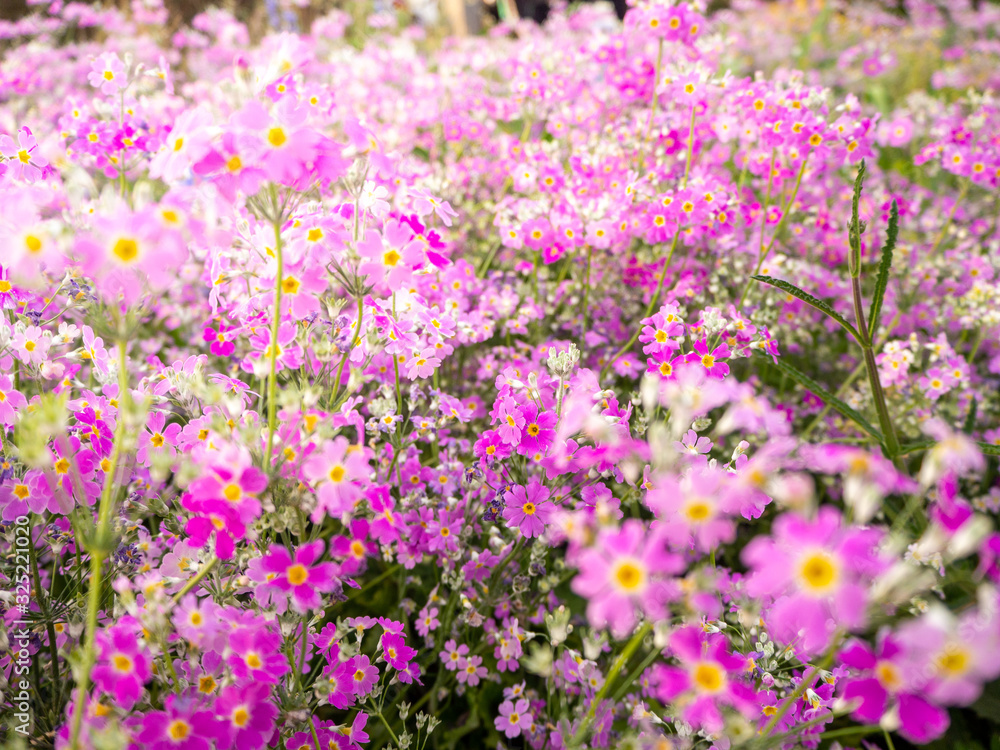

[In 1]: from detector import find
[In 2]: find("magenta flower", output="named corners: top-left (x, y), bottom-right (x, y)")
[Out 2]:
top-left (894, 602), bottom-right (1000, 707)
top-left (350, 654), bottom-right (379, 696)
top-left (653, 627), bottom-right (758, 734)
top-left (516, 402), bottom-right (557, 456)
top-left (742, 507), bottom-right (888, 656)
top-left (188, 457), bottom-right (267, 525)
top-left (91, 617), bottom-right (151, 711)
top-left (227, 623), bottom-right (289, 685)
top-left (137, 695), bottom-right (223, 750)
top-left (260, 540), bottom-right (341, 612)
top-left (502, 479), bottom-right (554, 538)
top-left (685, 339), bottom-right (731, 379)
top-left (381, 632), bottom-right (417, 671)
top-left (495, 698), bottom-right (532, 739)
top-left (214, 683), bottom-right (278, 750)
top-left (839, 633), bottom-right (950, 744)
top-left (570, 520), bottom-right (683, 637)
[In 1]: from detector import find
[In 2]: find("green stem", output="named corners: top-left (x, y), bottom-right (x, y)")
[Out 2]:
top-left (264, 214), bottom-right (284, 470)
top-left (331, 294), bottom-right (364, 407)
top-left (759, 634), bottom-right (841, 741)
top-left (851, 276), bottom-right (900, 457)
top-left (166, 556), bottom-right (218, 610)
top-left (69, 341), bottom-right (129, 750)
top-left (570, 622), bottom-right (652, 747)
top-left (682, 102), bottom-right (696, 189)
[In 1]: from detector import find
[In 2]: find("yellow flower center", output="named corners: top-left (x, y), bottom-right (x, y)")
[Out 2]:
top-left (383, 249), bottom-right (401, 267)
top-left (25, 235), bottom-right (42, 252)
top-left (287, 563), bottom-right (309, 586)
top-left (522, 502), bottom-right (536, 515)
top-left (683, 499), bottom-right (712, 522)
top-left (17, 149), bottom-right (30, 164)
top-left (226, 155), bottom-right (242, 172)
top-left (245, 652), bottom-right (262, 669)
top-left (267, 127), bottom-right (287, 147)
top-left (54, 458), bottom-right (70, 474)
top-left (307, 228), bottom-right (323, 242)
top-left (612, 559), bottom-right (646, 592)
top-left (198, 675), bottom-right (217, 693)
top-left (112, 654), bottom-right (132, 672)
top-left (103, 70), bottom-right (114, 81)
top-left (168, 720), bottom-right (191, 740)
top-left (150, 433), bottom-right (164, 448)
top-left (112, 237), bottom-right (139, 263)
top-left (692, 662), bottom-right (725, 693)
top-left (282, 276), bottom-right (301, 294)
top-left (223, 483), bottom-right (242, 502)
top-left (329, 465), bottom-right (345, 483)
top-left (232, 708), bottom-right (249, 727)
top-left (173, 137), bottom-right (184, 152)
top-left (798, 552), bottom-right (839, 593)
top-left (13, 484), bottom-right (29, 499)
top-left (936, 647), bottom-right (969, 676)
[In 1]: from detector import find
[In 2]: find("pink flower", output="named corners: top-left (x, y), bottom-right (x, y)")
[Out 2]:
top-left (138, 705), bottom-right (220, 750)
top-left (495, 698), bottom-right (532, 738)
top-left (91, 617), bottom-right (150, 711)
top-left (503, 479), bottom-right (554, 538)
top-left (260, 540), bottom-right (341, 612)
top-left (645, 467), bottom-right (739, 553)
top-left (214, 683), bottom-right (278, 750)
top-left (457, 655), bottom-right (487, 686)
top-left (570, 520), bottom-right (683, 637)
top-left (381, 632), bottom-right (417, 671)
top-left (653, 627), bottom-right (758, 734)
top-left (839, 633), bottom-right (950, 744)
top-left (0, 127), bottom-right (48, 183)
top-left (350, 654), bottom-right (379, 696)
top-left (742, 507), bottom-right (888, 657)
top-left (303, 436), bottom-right (369, 520)
top-left (685, 338), bottom-right (731, 379)
top-left (440, 639), bottom-right (469, 672)
top-left (88, 52), bottom-right (127, 95)
top-left (227, 622), bottom-right (289, 685)
top-left (410, 187), bottom-right (458, 226)
top-left (0, 374), bottom-right (27, 426)
top-left (406, 347), bottom-right (441, 379)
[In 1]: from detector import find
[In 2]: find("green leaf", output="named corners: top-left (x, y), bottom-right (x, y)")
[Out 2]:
top-left (752, 275), bottom-right (862, 343)
top-left (868, 198), bottom-right (897, 339)
top-left (898, 439), bottom-right (936, 455)
top-left (977, 441), bottom-right (1000, 456)
top-left (848, 160), bottom-right (867, 276)
top-left (964, 397), bottom-right (978, 433)
top-left (759, 353), bottom-right (884, 443)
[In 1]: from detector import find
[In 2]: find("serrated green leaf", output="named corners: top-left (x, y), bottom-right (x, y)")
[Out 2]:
top-left (752, 275), bottom-right (862, 343)
top-left (759, 353), bottom-right (884, 443)
top-left (977, 441), bottom-right (1000, 456)
top-left (868, 198), bottom-right (897, 339)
